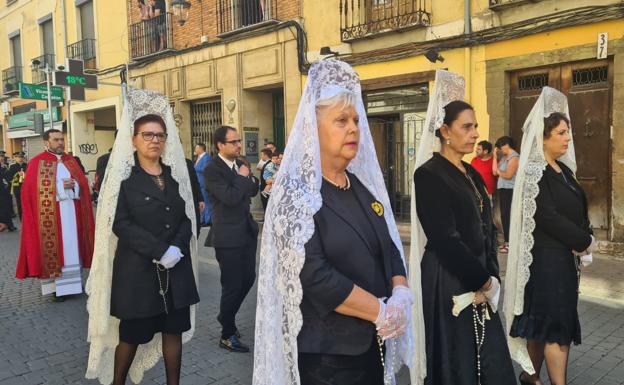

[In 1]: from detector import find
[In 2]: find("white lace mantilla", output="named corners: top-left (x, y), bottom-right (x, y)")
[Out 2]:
top-left (85, 88), bottom-right (199, 384)
top-left (408, 69), bottom-right (466, 385)
top-left (503, 86), bottom-right (576, 374)
top-left (253, 59), bottom-right (416, 385)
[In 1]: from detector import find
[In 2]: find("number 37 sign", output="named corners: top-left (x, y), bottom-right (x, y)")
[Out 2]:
top-left (597, 32), bottom-right (608, 59)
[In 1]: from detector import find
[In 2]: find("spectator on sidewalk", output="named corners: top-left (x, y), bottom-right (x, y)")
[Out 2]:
top-left (193, 143), bottom-right (212, 227)
top-left (261, 151), bottom-right (281, 199)
top-left (471, 140), bottom-right (497, 199)
top-left (258, 149), bottom-right (273, 210)
top-left (493, 135), bottom-right (519, 253)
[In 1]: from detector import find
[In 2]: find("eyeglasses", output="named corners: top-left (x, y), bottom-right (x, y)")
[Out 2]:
top-left (137, 131), bottom-right (168, 142)
top-left (225, 139), bottom-right (242, 145)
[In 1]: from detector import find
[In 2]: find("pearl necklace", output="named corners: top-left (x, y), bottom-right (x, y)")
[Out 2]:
top-left (322, 172), bottom-right (351, 190)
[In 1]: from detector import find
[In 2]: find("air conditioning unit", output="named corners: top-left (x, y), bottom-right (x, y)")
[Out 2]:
top-left (1, 101), bottom-right (10, 114)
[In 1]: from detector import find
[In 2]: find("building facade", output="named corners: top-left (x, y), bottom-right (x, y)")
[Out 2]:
top-left (125, 0), bottom-right (303, 165)
top-left (0, 0), bottom-right (129, 175)
top-left (303, 0), bottom-right (624, 244)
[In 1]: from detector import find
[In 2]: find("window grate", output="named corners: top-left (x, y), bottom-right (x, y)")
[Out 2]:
top-left (191, 99), bottom-right (222, 154)
top-left (518, 73), bottom-right (548, 91)
top-left (572, 66), bottom-right (608, 87)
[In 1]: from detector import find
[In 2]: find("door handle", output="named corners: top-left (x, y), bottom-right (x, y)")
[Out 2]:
top-left (577, 176), bottom-right (597, 181)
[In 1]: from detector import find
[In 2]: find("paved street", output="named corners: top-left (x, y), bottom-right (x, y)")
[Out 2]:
top-left (1, 222), bottom-right (623, 385)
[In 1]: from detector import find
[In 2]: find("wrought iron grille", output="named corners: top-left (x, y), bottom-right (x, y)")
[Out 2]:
top-left (31, 54), bottom-right (55, 84)
top-left (340, 0), bottom-right (431, 42)
top-left (68, 38), bottom-right (97, 69)
top-left (489, 0), bottom-right (542, 9)
top-left (2, 66), bottom-right (22, 94)
top-left (217, 0), bottom-right (278, 35)
top-left (191, 99), bottom-right (222, 155)
top-left (129, 13), bottom-right (174, 59)
top-left (518, 73), bottom-right (548, 91)
top-left (572, 66), bottom-right (608, 87)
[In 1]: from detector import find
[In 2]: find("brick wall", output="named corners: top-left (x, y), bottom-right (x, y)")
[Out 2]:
top-left (127, 0), bottom-right (301, 57)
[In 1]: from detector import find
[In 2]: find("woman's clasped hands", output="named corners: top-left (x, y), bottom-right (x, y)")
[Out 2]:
top-left (374, 285), bottom-right (413, 340)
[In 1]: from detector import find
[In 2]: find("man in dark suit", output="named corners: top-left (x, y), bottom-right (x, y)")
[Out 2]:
top-left (204, 126), bottom-right (259, 352)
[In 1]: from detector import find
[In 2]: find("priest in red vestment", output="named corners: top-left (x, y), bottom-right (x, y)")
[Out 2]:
top-left (16, 129), bottom-right (94, 300)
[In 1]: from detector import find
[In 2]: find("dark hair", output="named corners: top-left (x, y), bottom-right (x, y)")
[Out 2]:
top-left (435, 100), bottom-right (475, 139)
top-left (213, 125), bottom-right (237, 151)
top-left (543, 112), bottom-right (570, 139)
top-left (266, 141), bottom-right (275, 147)
top-left (260, 148), bottom-right (273, 158)
top-left (477, 140), bottom-right (492, 153)
top-left (271, 151), bottom-right (283, 158)
top-left (238, 156), bottom-right (251, 168)
top-left (196, 142), bottom-right (207, 151)
top-left (495, 136), bottom-right (515, 149)
top-left (133, 114), bottom-right (167, 135)
top-left (43, 129), bottom-right (62, 141)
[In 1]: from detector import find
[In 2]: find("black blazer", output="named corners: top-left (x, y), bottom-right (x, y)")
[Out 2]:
top-left (204, 156), bottom-right (259, 248)
top-left (533, 161), bottom-right (592, 251)
top-left (414, 153), bottom-right (499, 292)
top-left (111, 162), bottom-right (200, 320)
top-left (298, 173), bottom-right (407, 356)
top-left (0, 176), bottom-right (11, 225)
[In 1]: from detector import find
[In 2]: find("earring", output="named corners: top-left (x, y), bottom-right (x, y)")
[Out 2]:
top-left (446, 139), bottom-right (450, 145)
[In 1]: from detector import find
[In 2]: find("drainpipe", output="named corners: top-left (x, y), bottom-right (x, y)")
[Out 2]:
top-left (59, 0), bottom-right (73, 150)
top-left (464, 0), bottom-right (472, 103)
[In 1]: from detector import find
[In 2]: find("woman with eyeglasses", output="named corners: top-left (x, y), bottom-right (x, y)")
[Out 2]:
top-left (109, 113), bottom-right (200, 385)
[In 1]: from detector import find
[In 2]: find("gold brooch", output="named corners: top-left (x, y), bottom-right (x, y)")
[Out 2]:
top-left (371, 201), bottom-right (384, 217)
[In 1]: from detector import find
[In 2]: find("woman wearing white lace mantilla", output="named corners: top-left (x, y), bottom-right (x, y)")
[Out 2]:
top-left (253, 60), bottom-right (421, 385)
top-left (85, 89), bottom-right (200, 385)
top-left (504, 87), bottom-right (596, 385)
top-left (410, 70), bottom-right (516, 385)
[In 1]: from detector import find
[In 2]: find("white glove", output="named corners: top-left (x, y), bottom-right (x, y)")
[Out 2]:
top-left (374, 298), bottom-right (387, 328)
top-left (587, 235), bottom-right (598, 254)
top-left (158, 246), bottom-right (184, 269)
top-left (482, 277), bottom-right (501, 313)
top-left (390, 285), bottom-right (414, 308)
top-left (581, 253), bottom-right (593, 267)
top-left (376, 286), bottom-right (412, 340)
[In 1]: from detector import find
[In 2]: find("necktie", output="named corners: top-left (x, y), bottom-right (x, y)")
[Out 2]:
top-left (232, 164), bottom-right (237, 175)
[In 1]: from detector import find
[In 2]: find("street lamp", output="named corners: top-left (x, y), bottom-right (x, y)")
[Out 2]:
top-left (171, 0), bottom-right (191, 26)
top-left (30, 59), bottom-right (55, 133)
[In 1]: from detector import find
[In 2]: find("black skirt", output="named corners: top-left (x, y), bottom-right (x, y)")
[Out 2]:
top-left (422, 250), bottom-right (517, 385)
top-left (510, 247), bottom-right (581, 346)
top-left (298, 336), bottom-right (384, 385)
top-left (119, 305), bottom-right (191, 345)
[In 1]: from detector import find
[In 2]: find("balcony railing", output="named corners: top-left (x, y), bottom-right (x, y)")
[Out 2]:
top-left (68, 38), bottom-right (97, 69)
top-left (340, 0), bottom-right (431, 42)
top-left (31, 54), bottom-right (55, 84)
top-left (2, 66), bottom-right (22, 94)
top-left (217, 0), bottom-right (279, 36)
top-left (129, 13), bottom-right (174, 60)
top-left (489, 0), bottom-right (543, 10)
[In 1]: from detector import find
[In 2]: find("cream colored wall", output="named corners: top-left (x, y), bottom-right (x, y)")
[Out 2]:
top-left (129, 28), bottom-right (302, 155)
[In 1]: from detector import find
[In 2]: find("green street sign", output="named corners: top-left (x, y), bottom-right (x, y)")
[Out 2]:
top-left (19, 82), bottom-right (64, 103)
top-left (8, 108), bottom-right (61, 129)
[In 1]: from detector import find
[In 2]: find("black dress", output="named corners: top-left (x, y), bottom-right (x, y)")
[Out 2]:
top-left (510, 162), bottom-right (593, 346)
top-left (111, 162), bottom-right (200, 345)
top-left (414, 153), bottom-right (516, 385)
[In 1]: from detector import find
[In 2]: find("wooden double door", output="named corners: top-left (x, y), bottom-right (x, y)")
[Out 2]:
top-left (510, 59), bottom-right (613, 231)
